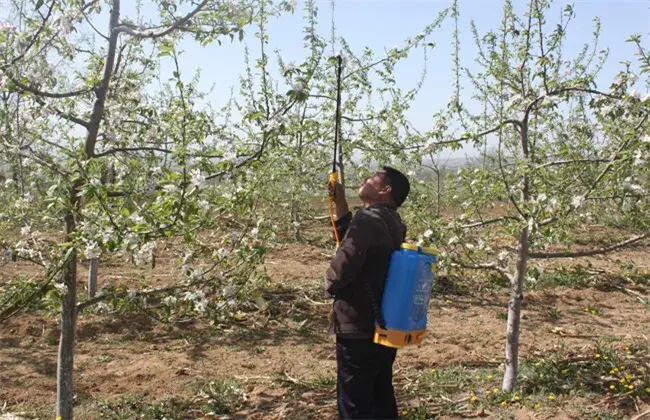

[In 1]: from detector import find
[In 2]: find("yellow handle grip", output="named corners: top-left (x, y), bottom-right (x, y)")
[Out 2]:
top-left (329, 171), bottom-right (339, 185)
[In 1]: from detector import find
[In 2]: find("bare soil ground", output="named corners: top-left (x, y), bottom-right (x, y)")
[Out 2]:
top-left (1, 238), bottom-right (650, 419)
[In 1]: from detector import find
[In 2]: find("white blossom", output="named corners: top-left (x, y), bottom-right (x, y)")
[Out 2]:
top-left (198, 200), bottom-right (210, 213)
top-left (250, 227), bottom-right (259, 238)
top-left (423, 229), bottom-right (433, 239)
top-left (448, 236), bottom-right (458, 245)
top-left (163, 296), bottom-right (177, 306)
top-left (130, 213), bottom-right (145, 225)
top-left (95, 302), bottom-right (110, 313)
top-left (572, 195), bottom-right (585, 208)
top-left (54, 282), bottom-right (69, 296)
top-left (163, 184), bottom-right (178, 194)
top-left (217, 248), bottom-right (229, 260)
top-left (633, 150), bottom-right (646, 167)
top-left (498, 250), bottom-right (509, 261)
top-left (224, 150), bottom-right (237, 161)
top-left (291, 81), bottom-right (304, 92)
top-left (84, 242), bottom-right (101, 259)
top-left (134, 241), bottom-right (156, 266)
top-left (20, 225), bottom-right (31, 237)
top-left (190, 169), bottom-right (206, 189)
top-left (0, 23), bottom-right (17, 32)
top-left (629, 89), bottom-right (641, 99)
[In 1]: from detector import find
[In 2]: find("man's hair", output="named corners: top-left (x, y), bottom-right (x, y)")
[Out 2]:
top-left (382, 166), bottom-right (410, 207)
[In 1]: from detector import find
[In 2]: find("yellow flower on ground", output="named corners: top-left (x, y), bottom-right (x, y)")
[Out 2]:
top-left (430, 369), bottom-right (437, 373)
top-left (488, 375), bottom-right (493, 380)
top-left (501, 401), bottom-right (508, 407)
top-left (471, 395), bottom-right (479, 403)
top-left (493, 388), bottom-right (499, 393)
top-left (603, 356), bottom-right (609, 360)
top-left (645, 387), bottom-right (650, 394)
top-left (610, 385), bottom-right (616, 390)
top-left (401, 410), bottom-right (409, 416)
top-left (548, 394), bottom-right (555, 400)
top-left (534, 362), bottom-right (541, 367)
top-left (628, 385), bottom-right (635, 390)
top-left (610, 369), bottom-right (618, 374)
top-left (534, 403), bottom-right (541, 409)
top-left (561, 369), bottom-right (568, 375)
top-left (485, 390), bottom-right (491, 395)
top-left (625, 374), bottom-right (633, 381)
top-left (595, 354), bottom-right (601, 359)
top-left (513, 394), bottom-right (520, 401)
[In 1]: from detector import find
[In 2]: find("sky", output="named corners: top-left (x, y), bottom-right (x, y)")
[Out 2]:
top-left (4, 0), bottom-right (648, 162)
top-left (136, 0), bottom-right (649, 160)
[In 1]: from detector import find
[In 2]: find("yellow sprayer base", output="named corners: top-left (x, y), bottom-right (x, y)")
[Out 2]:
top-left (373, 326), bottom-right (427, 349)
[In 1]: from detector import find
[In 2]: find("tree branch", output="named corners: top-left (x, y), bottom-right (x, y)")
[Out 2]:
top-left (453, 260), bottom-right (512, 281)
top-left (529, 233), bottom-right (649, 259)
top-left (428, 119), bottom-right (522, 152)
top-left (4, 71), bottom-right (93, 99)
top-left (524, 86), bottom-right (623, 121)
top-left (93, 146), bottom-right (173, 158)
top-left (114, 0), bottom-right (209, 39)
top-left (538, 158), bottom-right (609, 169)
top-left (84, 0), bottom-right (121, 158)
top-left (461, 216), bottom-right (520, 229)
top-left (5, 1), bottom-right (55, 68)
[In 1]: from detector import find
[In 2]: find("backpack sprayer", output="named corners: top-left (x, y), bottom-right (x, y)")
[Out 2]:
top-left (326, 54), bottom-right (438, 349)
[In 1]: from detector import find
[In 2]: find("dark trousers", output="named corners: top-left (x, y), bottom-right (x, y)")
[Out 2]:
top-left (336, 336), bottom-right (398, 419)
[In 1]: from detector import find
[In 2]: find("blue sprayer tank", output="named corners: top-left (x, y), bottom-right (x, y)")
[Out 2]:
top-left (373, 243), bottom-right (437, 349)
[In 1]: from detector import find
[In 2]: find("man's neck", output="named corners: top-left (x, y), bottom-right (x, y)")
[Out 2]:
top-left (363, 200), bottom-right (395, 209)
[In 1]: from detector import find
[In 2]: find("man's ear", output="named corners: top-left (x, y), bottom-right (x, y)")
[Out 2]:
top-left (380, 185), bottom-right (392, 196)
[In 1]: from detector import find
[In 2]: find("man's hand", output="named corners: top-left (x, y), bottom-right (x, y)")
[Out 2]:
top-left (328, 180), bottom-right (349, 219)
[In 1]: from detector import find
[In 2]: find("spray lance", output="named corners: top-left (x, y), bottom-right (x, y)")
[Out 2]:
top-left (328, 54), bottom-right (344, 247)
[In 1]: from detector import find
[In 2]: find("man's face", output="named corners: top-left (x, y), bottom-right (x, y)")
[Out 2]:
top-left (358, 170), bottom-right (391, 203)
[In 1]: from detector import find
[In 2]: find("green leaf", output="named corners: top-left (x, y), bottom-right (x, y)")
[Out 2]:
top-left (35, 0), bottom-right (44, 9)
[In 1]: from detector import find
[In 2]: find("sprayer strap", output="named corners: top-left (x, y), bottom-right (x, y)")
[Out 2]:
top-left (364, 208), bottom-right (404, 331)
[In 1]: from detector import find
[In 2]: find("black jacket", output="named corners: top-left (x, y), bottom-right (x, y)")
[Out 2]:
top-left (324, 204), bottom-right (406, 336)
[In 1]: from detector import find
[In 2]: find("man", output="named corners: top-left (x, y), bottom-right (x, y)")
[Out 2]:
top-left (325, 166), bottom-right (410, 419)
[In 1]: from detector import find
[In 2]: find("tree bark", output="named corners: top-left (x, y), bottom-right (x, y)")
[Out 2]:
top-left (88, 258), bottom-right (98, 298)
top-left (502, 118), bottom-right (530, 392)
top-left (56, 194), bottom-right (78, 420)
top-left (502, 226), bottom-right (528, 391)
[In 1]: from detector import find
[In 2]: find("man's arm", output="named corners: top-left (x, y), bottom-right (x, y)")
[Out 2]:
top-left (324, 212), bottom-right (374, 298)
top-left (329, 180), bottom-right (351, 241)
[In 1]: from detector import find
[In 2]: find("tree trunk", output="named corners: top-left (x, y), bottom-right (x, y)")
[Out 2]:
top-left (88, 257), bottom-right (98, 298)
top-left (502, 119), bottom-right (531, 392)
top-left (501, 226), bottom-right (529, 391)
top-left (56, 208), bottom-right (77, 419)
